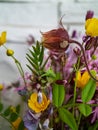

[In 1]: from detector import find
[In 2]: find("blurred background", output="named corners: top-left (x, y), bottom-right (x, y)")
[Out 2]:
top-left (0, 0), bottom-right (98, 129)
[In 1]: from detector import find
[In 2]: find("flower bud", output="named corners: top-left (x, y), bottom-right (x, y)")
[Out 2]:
top-left (6, 49), bottom-right (14, 56)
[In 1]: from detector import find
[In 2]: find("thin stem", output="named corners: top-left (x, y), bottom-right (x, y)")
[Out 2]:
top-left (77, 112), bottom-right (82, 129)
top-left (3, 45), bottom-right (26, 86)
top-left (0, 113), bottom-right (17, 130)
top-left (73, 57), bottom-right (80, 115)
top-left (70, 40), bottom-right (98, 82)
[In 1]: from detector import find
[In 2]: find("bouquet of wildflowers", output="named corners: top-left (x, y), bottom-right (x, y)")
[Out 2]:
top-left (1, 10), bottom-right (98, 130)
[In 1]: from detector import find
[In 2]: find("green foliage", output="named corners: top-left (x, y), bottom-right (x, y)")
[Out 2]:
top-left (16, 104), bottom-right (21, 114)
top-left (18, 120), bottom-right (25, 130)
top-left (0, 102), bottom-right (3, 112)
top-left (82, 78), bottom-right (96, 103)
top-left (9, 112), bottom-right (18, 122)
top-left (0, 104), bottom-right (24, 129)
top-left (78, 104), bottom-right (92, 117)
top-left (52, 84), bottom-right (65, 107)
top-left (3, 106), bottom-right (11, 117)
top-left (88, 121), bottom-right (98, 130)
top-left (26, 41), bottom-right (44, 75)
top-left (58, 107), bottom-right (78, 130)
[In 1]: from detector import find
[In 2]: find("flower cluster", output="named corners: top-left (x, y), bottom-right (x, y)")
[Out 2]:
top-left (1, 10), bottom-right (98, 130)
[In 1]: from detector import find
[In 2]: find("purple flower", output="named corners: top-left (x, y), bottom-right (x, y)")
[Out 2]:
top-left (91, 107), bottom-right (98, 123)
top-left (23, 110), bottom-right (41, 130)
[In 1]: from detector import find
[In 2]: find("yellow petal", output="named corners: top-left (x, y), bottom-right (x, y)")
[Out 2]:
top-left (85, 18), bottom-right (98, 37)
top-left (81, 71), bottom-right (90, 87)
top-left (28, 92), bottom-right (50, 113)
top-left (0, 31), bottom-right (7, 46)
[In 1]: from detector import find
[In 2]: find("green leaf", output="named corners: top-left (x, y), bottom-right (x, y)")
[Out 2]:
top-left (82, 78), bottom-right (96, 103)
top-left (39, 46), bottom-right (44, 65)
top-left (41, 68), bottom-right (56, 78)
top-left (52, 84), bottom-right (65, 107)
top-left (26, 57), bottom-right (39, 71)
top-left (3, 106), bottom-right (11, 117)
top-left (26, 64), bottom-right (38, 75)
top-left (58, 107), bottom-right (78, 130)
top-left (36, 41), bottom-right (40, 52)
top-left (26, 53), bottom-right (38, 65)
top-left (32, 46), bottom-right (39, 55)
top-left (9, 112), bottom-right (18, 122)
top-left (29, 49), bottom-right (37, 59)
top-left (78, 104), bottom-right (92, 117)
top-left (0, 102), bottom-right (3, 112)
top-left (18, 120), bottom-right (25, 130)
top-left (16, 105), bottom-right (21, 114)
top-left (88, 121), bottom-right (98, 130)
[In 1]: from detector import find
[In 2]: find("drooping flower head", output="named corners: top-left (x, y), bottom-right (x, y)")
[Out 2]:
top-left (0, 31), bottom-right (7, 46)
top-left (41, 22), bottom-right (69, 52)
top-left (28, 92), bottom-right (50, 113)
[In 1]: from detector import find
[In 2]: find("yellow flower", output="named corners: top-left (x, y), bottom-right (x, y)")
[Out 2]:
top-left (12, 117), bottom-right (27, 130)
top-left (28, 92), bottom-right (50, 113)
top-left (75, 71), bottom-right (90, 89)
top-left (0, 31), bottom-right (7, 46)
top-left (0, 84), bottom-right (4, 91)
top-left (85, 18), bottom-right (98, 37)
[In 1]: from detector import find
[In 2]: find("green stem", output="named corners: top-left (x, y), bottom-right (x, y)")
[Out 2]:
top-left (12, 56), bottom-right (26, 86)
top-left (73, 57), bottom-right (80, 115)
top-left (3, 45), bottom-right (26, 86)
top-left (77, 112), bottom-right (82, 129)
top-left (0, 113), bottom-right (17, 130)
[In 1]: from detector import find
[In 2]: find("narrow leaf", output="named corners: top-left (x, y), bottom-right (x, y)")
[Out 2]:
top-left (26, 53), bottom-right (38, 65)
top-left (39, 46), bottom-right (44, 65)
top-left (26, 57), bottom-right (39, 71)
top-left (16, 105), bottom-right (21, 114)
top-left (32, 46), bottom-right (39, 55)
top-left (59, 107), bottom-right (78, 130)
top-left (29, 49), bottom-right (37, 59)
top-left (18, 120), bottom-right (25, 130)
top-left (78, 104), bottom-right (92, 117)
top-left (36, 41), bottom-right (40, 52)
top-left (52, 84), bottom-right (65, 107)
top-left (9, 112), bottom-right (18, 122)
top-left (82, 79), bottom-right (96, 103)
top-left (3, 106), bottom-right (11, 117)
top-left (0, 102), bottom-right (3, 112)
top-left (26, 64), bottom-right (38, 75)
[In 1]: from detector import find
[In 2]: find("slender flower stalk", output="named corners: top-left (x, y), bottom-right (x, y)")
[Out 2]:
top-left (70, 40), bottom-right (98, 82)
top-left (73, 57), bottom-right (80, 115)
